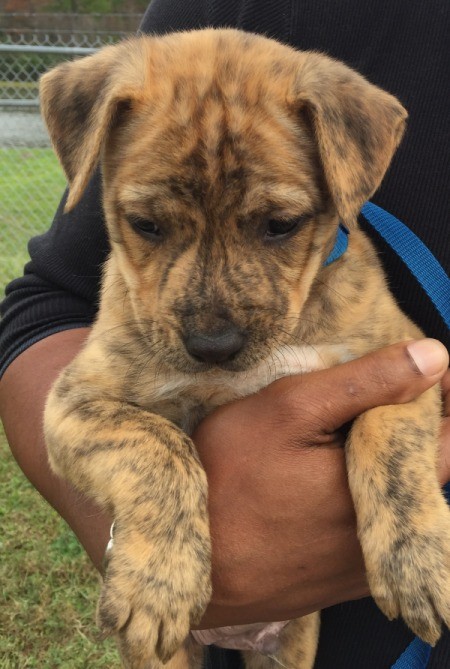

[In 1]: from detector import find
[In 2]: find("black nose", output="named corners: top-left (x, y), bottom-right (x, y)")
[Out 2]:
top-left (184, 327), bottom-right (246, 364)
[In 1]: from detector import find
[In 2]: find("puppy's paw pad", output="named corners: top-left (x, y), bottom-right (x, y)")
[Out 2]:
top-left (116, 608), bottom-right (190, 668)
top-left (368, 521), bottom-right (450, 643)
top-left (97, 584), bottom-right (132, 637)
top-left (98, 526), bottom-right (211, 665)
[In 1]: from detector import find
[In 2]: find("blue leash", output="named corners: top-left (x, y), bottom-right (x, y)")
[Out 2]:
top-left (324, 223), bottom-right (349, 267)
top-left (325, 204), bottom-right (449, 331)
top-left (361, 202), bottom-right (450, 329)
top-left (360, 203), bottom-right (450, 668)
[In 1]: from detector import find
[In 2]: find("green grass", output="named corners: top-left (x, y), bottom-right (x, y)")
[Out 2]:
top-left (0, 429), bottom-right (121, 667)
top-left (0, 147), bottom-right (67, 286)
top-left (0, 150), bottom-right (120, 665)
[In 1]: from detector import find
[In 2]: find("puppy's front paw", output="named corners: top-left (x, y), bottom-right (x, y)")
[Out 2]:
top-left (97, 520), bottom-right (211, 668)
top-left (366, 502), bottom-right (450, 645)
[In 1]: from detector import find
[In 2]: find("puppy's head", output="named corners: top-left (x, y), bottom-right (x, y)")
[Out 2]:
top-left (40, 29), bottom-right (406, 373)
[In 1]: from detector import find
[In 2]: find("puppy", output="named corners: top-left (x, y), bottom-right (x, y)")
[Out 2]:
top-left (40, 28), bottom-right (449, 669)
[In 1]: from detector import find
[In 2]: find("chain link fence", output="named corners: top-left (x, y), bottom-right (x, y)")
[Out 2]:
top-left (0, 13), bottom-right (141, 288)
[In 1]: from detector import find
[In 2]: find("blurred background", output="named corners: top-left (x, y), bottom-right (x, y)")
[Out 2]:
top-left (0, 0), bottom-right (148, 287)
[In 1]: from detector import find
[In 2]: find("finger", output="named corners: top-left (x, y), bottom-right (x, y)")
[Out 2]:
top-left (267, 339), bottom-right (449, 433)
top-left (438, 418), bottom-right (450, 485)
top-left (442, 369), bottom-right (450, 417)
top-left (436, 370), bottom-right (450, 485)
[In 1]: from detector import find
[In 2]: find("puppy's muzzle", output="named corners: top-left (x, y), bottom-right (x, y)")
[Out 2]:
top-left (183, 326), bottom-right (247, 364)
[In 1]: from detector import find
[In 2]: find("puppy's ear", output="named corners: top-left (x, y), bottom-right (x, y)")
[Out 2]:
top-left (40, 38), bottom-right (149, 211)
top-left (292, 53), bottom-right (407, 226)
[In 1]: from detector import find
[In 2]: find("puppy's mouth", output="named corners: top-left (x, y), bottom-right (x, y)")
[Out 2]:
top-left (181, 325), bottom-right (251, 372)
top-left (160, 325), bottom-right (312, 378)
top-left (156, 319), bottom-right (292, 374)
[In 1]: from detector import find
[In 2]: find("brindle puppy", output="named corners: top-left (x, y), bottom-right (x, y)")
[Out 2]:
top-left (40, 28), bottom-right (449, 669)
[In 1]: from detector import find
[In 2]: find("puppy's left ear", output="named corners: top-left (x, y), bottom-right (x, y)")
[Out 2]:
top-left (292, 53), bottom-right (407, 226)
top-left (40, 38), bottom-right (149, 211)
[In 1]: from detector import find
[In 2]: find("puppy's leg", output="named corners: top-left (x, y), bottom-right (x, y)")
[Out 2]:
top-left (45, 377), bottom-right (211, 668)
top-left (243, 613), bottom-right (320, 669)
top-left (346, 385), bottom-right (450, 643)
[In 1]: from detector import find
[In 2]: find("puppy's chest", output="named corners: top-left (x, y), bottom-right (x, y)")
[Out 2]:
top-left (136, 343), bottom-right (353, 435)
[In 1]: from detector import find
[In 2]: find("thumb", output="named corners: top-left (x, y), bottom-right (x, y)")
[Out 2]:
top-left (269, 339), bottom-right (449, 433)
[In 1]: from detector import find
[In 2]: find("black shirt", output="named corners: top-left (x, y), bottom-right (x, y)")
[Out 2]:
top-left (1, 1), bottom-right (449, 666)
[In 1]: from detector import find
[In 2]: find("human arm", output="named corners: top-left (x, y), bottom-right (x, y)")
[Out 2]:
top-left (0, 328), bottom-right (111, 569)
top-left (1, 331), bottom-right (448, 629)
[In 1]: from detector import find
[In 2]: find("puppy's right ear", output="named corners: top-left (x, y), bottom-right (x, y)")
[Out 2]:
top-left (290, 52), bottom-right (407, 227)
top-left (40, 38), bottom-right (149, 211)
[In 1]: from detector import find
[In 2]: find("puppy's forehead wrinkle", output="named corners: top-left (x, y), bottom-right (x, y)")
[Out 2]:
top-left (117, 72), bottom-right (320, 222)
top-left (154, 49), bottom-right (268, 108)
top-left (111, 47), bottom-right (324, 232)
top-left (120, 182), bottom-right (317, 232)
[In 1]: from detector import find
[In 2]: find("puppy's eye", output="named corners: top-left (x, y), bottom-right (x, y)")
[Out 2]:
top-left (128, 217), bottom-right (162, 240)
top-left (264, 215), bottom-right (310, 240)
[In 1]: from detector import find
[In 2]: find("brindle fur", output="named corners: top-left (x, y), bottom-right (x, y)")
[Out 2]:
top-left (40, 29), bottom-right (448, 669)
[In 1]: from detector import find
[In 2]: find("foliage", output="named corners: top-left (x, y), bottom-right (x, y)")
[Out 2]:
top-left (2, 53), bottom-right (63, 82)
top-left (45, 0), bottom-right (149, 12)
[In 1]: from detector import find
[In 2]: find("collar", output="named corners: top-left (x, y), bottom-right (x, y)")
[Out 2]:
top-left (323, 223), bottom-right (349, 267)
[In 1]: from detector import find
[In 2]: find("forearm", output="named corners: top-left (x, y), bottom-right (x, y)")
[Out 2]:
top-left (0, 328), bottom-right (111, 571)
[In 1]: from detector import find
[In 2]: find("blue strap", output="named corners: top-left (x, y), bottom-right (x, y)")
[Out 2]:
top-left (361, 202), bottom-right (450, 329)
top-left (391, 638), bottom-right (433, 669)
top-left (324, 223), bottom-right (349, 266)
top-left (359, 203), bottom-right (449, 669)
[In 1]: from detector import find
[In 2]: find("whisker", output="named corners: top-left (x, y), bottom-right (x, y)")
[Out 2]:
top-left (267, 654), bottom-right (293, 669)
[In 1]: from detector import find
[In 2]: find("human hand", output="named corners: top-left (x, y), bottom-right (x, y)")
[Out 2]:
top-left (192, 339), bottom-right (449, 629)
top-left (2, 333), bottom-right (448, 631)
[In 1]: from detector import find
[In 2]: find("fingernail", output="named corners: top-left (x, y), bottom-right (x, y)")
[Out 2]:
top-left (406, 339), bottom-right (449, 376)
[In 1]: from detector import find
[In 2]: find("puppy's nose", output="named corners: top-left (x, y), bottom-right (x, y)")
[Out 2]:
top-left (184, 327), bottom-right (246, 364)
